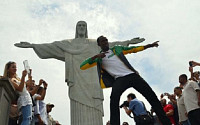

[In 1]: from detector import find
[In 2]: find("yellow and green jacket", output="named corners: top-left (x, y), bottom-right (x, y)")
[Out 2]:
top-left (80, 45), bottom-right (144, 89)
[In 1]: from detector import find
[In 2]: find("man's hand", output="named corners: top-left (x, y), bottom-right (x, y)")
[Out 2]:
top-left (39, 79), bottom-right (44, 86)
top-left (160, 94), bottom-right (164, 99)
top-left (43, 81), bottom-right (48, 88)
top-left (144, 41), bottom-right (159, 49)
top-left (22, 70), bottom-right (28, 78)
top-left (151, 41), bottom-right (159, 48)
top-left (164, 93), bottom-right (172, 99)
top-left (92, 53), bottom-right (107, 60)
top-left (14, 41), bottom-right (33, 48)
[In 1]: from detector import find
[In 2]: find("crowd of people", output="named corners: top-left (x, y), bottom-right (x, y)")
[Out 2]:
top-left (149, 61), bottom-right (200, 125)
top-left (1, 61), bottom-right (61, 125)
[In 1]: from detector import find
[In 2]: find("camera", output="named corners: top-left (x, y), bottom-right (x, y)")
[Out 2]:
top-left (119, 101), bottom-right (129, 108)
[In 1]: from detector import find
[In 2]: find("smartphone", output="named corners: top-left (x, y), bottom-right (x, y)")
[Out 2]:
top-left (23, 60), bottom-right (30, 74)
top-left (189, 61), bottom-right (193, 67)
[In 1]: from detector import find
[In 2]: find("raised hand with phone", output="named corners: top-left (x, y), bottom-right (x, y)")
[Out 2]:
top-left (189, 61), bottom-right (200, 67)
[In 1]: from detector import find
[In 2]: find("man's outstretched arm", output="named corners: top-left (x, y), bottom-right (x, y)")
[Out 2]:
top-left (122, 41), bottom-right (159, 55)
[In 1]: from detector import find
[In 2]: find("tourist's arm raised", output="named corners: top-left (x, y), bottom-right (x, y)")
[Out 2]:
top-left (35, 80), bottom-right (48, 100)
top-left (11, 70), bottom-right (27, 92)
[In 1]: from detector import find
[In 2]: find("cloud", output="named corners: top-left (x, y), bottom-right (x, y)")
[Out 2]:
top-left (1, 0), bottom-right (200, 124)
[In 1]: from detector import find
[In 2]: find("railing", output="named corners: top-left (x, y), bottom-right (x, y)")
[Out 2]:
top-left (0, 78), bottom-right (18, 125)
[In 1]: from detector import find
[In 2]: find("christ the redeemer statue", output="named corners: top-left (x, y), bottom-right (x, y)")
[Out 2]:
top-left (14, 21), bottom-right (145, 125)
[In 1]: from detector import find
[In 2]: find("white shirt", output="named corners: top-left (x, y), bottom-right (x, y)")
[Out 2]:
top-left (102, 50), bottom-right (134, 79)
top-left (183, 80), bottom-right (200, 113)
top-left (34, 94), bottom-right (48, 124)
top-left (177, 95), bottom-right (188, 122)
top-left (10, 79), bottom-right (32, 110)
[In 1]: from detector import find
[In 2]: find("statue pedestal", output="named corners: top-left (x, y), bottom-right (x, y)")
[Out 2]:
top-left (0, 78), bottom-right (17, 125)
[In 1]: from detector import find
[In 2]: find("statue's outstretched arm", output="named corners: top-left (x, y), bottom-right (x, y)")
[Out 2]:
top-left (14, 41), bottom-right (34, 48)
top-left (14, 41), bottom-right (65, 61)
top-left (109, 37), bottom-right (145, 47)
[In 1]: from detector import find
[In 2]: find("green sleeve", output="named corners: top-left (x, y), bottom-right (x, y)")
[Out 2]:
top-left (80, 57), bottom-right (99, 70)
top-left (122, 46), bottom-right (144, 54)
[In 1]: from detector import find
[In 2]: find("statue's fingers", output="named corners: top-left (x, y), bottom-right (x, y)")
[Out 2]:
top-left (14, 43), bottom-right (21, 47)
top-left (20, 41), bottom-right (28, 44)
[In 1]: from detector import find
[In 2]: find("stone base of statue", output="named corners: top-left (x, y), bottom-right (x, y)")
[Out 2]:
top-left (0, 78), bottom-right (18, 125)
top-left (70, 100), bottom-right (103, 125)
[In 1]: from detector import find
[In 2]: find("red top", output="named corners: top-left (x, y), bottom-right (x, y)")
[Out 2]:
top-left (163, 104), bottom-right (175, 125)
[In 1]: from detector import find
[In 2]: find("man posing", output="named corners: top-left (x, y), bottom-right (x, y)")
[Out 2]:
top-left (80, 36), bottom-right (171, 125)
top-left (179, 74), bottom-right (200, 125)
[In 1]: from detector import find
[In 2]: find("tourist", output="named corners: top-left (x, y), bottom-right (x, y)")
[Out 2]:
top-left (162, 93), bottom-right (179, 125)
top-left (80, 36), bottom-right (171, 125)
top-left (160, 99), bottom-right (175, 125)
top-left (123, 93), bottom-right (154, 125)
top-left (34, 82), bottom-right (48, 125)
top-left (3, 61), bottom-right (32, 125)
top-left (46, 103), bottom-right (60, 125)
top-left (174, 87), bottom-right (191, 125)
top-left (8, 104), bottom-right (19, 125)
top-left (179, 74), bottom-right (200, 125)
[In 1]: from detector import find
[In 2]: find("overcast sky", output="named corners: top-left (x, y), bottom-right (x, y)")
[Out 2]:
top-left (1, 0), bottom-right (200, 124)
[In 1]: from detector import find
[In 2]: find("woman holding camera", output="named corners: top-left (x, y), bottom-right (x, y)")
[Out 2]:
top-left (3, 61), bottom-right (32, 125)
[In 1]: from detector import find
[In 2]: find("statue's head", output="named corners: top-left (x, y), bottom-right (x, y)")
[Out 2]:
top-left (75, 21), bottom-right (88, 38)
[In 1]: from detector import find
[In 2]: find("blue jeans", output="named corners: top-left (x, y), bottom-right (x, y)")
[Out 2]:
top-left (21, 105), bottom-right (32, 125)
top-left (182, 119), bottom-right (191, 125)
